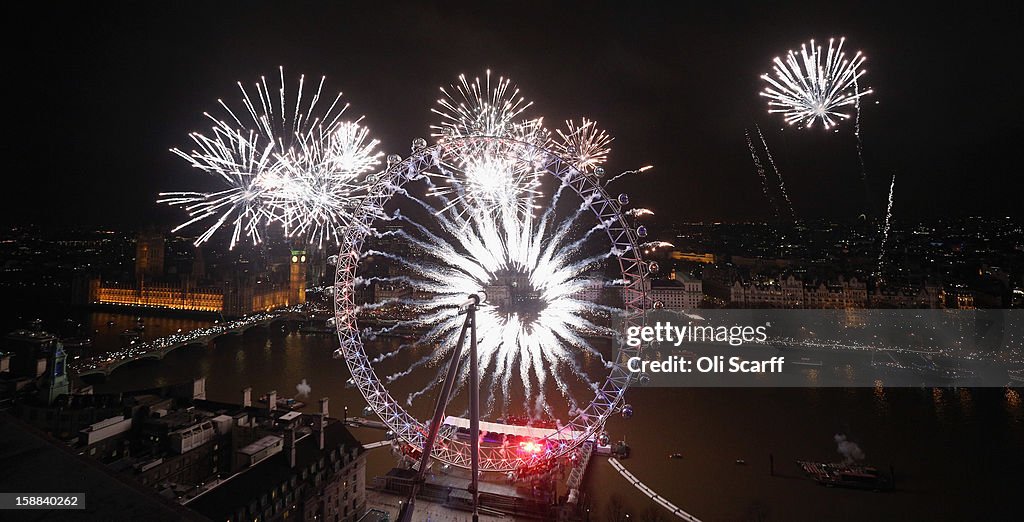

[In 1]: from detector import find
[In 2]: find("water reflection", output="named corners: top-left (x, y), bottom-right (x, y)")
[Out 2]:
top-left (958, 388), bottom-right (974, 419)
top-left (1006, 387), bottom-right (1021, 409)
top-left (873, 379), bottom-right (888, 416)
top-left (932, 387), bottom-right (946, 421)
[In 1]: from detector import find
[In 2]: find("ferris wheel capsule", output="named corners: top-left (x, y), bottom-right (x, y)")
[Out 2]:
top-left (621, 404), bottom-right (634, 419)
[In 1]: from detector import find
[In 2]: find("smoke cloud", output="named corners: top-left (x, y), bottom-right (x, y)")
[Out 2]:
top-left (834, 433), bottom-right (866, 463)
top-left (296, 379), bottom-right (312, 398)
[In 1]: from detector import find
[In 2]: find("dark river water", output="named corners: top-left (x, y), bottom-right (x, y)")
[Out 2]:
top-left (28, 310), bottom-right (1023, 521)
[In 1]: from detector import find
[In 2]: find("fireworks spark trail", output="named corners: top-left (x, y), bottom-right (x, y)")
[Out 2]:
top-left (605, 165), bottom-right (653, 185)
top-left (161, 68), bottom-right (381, 248)
top-left (854, 76), bottom-right (870, 205)
top-left (760, 37), bottom-right (873, 129)
top-left (641, 241), bottom-right (674, 249)
top-left (511, 117), bottom-right (552, 148)
top-left (746, 128), bottom-right (780, 218)
top-left (756, 124), bottom-right (795, 219)
top-left (554, 119), bottom-right (613, 170)
top-left (875, 173), bottom-right (896, 283)
top-left (626, 208), bottom-right (654, 218)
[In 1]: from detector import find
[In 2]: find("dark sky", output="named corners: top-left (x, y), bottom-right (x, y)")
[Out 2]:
top-left (7, 1), bottom-right (1022, 228)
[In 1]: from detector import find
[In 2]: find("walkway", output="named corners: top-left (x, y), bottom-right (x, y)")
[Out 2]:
top-left (608, 458), bottom-right (702, 521)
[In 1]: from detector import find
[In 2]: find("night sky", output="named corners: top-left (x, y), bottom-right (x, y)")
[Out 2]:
top-left (8, 1), bottom-right (1022, 228)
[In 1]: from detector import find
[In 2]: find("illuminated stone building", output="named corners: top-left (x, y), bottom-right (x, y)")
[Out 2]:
top-left (135, 231), bottom-right (166, 281)
top-left (870, 283), bottom-right (945, 308)
top-left (82, 233), bottom-right (306, 317)
top-left (730, 275), bottom-right (868, 309)
top-left (290, 250), bottom-right (307, 305)
top-left (642, 270), bottom-right (703, 310)
top-left (669, 251), bottom-right (716, 264)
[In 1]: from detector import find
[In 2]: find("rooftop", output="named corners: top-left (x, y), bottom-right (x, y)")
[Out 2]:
top-left (186, 419), bottom-right (362, 521)
top-left (0, 412), bottom-right (208, 521)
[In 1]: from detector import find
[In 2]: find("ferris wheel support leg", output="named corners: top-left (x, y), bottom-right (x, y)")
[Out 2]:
top-left (469, 303), bottom-right (480, 521)
top-left (400, 307), bottom-right (472, 522)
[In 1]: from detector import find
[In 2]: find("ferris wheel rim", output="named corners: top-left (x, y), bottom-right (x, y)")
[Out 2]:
top-left (333, 135), bottom-right (648, 471)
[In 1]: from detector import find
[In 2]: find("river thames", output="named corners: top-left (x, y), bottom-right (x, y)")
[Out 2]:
top-left (33, 310), bottom-right (1023, 520)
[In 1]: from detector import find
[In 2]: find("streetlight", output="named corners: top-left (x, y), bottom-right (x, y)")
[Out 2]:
top-left (344, 406), bottom-right (348, 423)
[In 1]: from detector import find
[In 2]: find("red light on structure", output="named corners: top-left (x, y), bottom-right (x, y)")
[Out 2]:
top-left (518, 440), bottom-right (545, 454)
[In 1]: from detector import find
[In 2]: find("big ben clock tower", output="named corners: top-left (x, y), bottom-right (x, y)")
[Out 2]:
top-left (290, 249), bottom-right (307, 305)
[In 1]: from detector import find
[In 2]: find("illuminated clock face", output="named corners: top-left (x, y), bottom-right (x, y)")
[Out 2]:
top-left (300, 255), bottom-right (306, 263)
top-left (292, 255), bottom-right (299, 263)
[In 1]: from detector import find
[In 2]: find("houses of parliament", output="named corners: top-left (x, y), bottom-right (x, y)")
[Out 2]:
top-left (79, 232), bottom-right (309, 317)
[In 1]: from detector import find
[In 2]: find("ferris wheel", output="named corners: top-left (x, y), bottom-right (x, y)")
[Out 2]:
top-left (333, 133), bottom-right (650, 472)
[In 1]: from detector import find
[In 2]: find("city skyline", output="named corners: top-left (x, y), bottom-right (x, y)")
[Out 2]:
top-left (2, 3), bottom-right (1022, 520)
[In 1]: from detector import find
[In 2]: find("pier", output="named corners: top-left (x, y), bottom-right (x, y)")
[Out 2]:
top-left (609, 457), bottom-right (702, 521)
top-left (363, 440), bottom-right (392, 450)
top-left (345, 417), bottom-right (390, 430)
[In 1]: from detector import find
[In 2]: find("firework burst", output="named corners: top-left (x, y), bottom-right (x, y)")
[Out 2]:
top-left (159, 125), bottom-right (276, 247)
top-left (760, 37), bottom-right (873, 129)
top-left (431, 70), bottom-right (535, 139)
top-left (427, 72), bottom-right (554, 218)
top-left (269, 120), bottom-right (383, 247)
top-left (555, 119), bottom-right (613, 170)
top-left (363, 171), bottom-right (615, 419)
top-left (160, 67), bottom-right (381, 248)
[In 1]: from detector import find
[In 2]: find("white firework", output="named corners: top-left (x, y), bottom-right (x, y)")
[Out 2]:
top-left (159, 125), bottom-right (276, 247)
top-left (427, 72), bottom-right (553, 218)
top-left (161, 67), bottom-right (380, 248)
top-left (760, 37), bottom-right (873, 129)
top-left (555, 118), bottom-right (613, 170)
top-left (431, 70), bottom-right (533, 139)
top-left (363, 177), bottom-right (615, 418)
top-left (269, 120), bottom-right (383, 248)
top-left (427, 139), bottom-right (543, 218)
